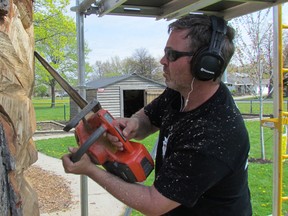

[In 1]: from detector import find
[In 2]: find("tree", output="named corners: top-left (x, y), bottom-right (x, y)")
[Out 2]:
top-left (34, 84), bottom-right (49, 97)
top-left (283, 39), bottom-right (288, 96)
top-left (123, 48), bottom-right (162, 80)
top-left (34, 0), bottom-right (92, 107)
top-left (90, 60), bottom-right (105, 79)
top-left (91, 48), bottom-right (163, 82)
top-left (90, 57), bottom-right (123, 80)
top-left (230, 9), bottom-right (274, 160)
top-left (230, 9), bottom-right (273, 97)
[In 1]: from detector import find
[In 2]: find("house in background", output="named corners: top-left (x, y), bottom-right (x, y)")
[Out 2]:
top-left (225, 72), bottom-right (269, 96)
top-left (70, 73), bottom-right (166, 119)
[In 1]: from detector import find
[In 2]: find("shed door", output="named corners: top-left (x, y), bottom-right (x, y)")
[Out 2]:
top-left (145, 89), bottom-right (165, 105)
top-left (123, 90), bottom-right (144, 117)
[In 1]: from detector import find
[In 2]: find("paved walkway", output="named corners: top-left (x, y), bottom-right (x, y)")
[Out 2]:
top-left (33, 133), bottom-right (127, 216)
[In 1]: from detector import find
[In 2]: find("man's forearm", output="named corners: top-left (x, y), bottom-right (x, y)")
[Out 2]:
top-left (131, 109), bottom-right (158, 140)
top-left (86, 165), bottom-right (176, 215)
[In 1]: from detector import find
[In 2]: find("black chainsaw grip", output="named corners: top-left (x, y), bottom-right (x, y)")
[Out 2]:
top-left (70, 125), bottom-right (106, 163)
top-left (70, 151), bottom-right (83, 163)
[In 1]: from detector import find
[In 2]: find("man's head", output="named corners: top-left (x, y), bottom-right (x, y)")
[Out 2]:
top-left (166, 14), bottom-right (235, 81)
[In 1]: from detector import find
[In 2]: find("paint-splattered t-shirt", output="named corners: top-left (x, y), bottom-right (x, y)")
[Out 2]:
top-left (144, 82), bottom-right (252, 216)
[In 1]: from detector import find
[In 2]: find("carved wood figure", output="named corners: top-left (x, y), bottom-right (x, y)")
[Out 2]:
top-left (0, 0), bottom-right (39, 215)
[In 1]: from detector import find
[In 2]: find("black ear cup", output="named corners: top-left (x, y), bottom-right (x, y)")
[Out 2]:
top-left (191, 16), bottom-right (227, 81)
top-left (192, 48), bottom-right (224, 81)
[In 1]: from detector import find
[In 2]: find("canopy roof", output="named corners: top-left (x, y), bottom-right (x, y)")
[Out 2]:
top-left (72, 0), bottom-right (288, 20)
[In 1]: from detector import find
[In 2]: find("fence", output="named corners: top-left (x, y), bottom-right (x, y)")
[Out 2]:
top-left (33, 99), bottom-right (288, 122)
top-left (33, 102), bottom-right (70, 122)
top-left (235, 99), bottom-right (288, 116)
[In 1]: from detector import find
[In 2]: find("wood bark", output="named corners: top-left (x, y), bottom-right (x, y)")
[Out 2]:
top-left (0, 0), bottom-right (39, 215)
top-left (0, 109), bottom-right (22, 216)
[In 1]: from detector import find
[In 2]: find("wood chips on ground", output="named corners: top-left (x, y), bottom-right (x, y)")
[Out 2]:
top-left (25, 165), bottom-right (73, 213)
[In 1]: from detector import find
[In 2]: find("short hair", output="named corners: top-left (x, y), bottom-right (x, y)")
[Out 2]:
top-left (168, 14), bottom-right (235, 72)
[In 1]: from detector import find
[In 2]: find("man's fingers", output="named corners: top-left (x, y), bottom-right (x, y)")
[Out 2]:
top-left (105, 132), bottom-right (119, 141)
top-left (68, 146), bottom-right (78, 153)
top-left (62, 154), bottom-right (74, 173)
top-left (104, 133), bottom-right (124, 150)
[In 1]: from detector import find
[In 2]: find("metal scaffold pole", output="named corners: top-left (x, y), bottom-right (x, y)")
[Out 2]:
top-left (76, 0), bottom-right (88, 215)
top-left (272, 5), bottom-right (281, 215)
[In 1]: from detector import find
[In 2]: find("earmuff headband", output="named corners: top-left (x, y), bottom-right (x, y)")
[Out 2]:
top-left (209, 15), bottom-right (227, 56)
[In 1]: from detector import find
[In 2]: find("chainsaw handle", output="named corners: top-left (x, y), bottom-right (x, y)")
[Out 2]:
top-left (97, 110), bottom-right (134, 153)
top-left (71, 126), bottom-right (106, 163)
top-left (64, 99), bottom-right (100, 132)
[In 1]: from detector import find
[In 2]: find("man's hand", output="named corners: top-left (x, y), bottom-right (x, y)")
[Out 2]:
top-left (62, 147), bottom-right (94, 176)
top-left (105, 117), bottom-right (139, 151)
top-left (106, 108), bottom-right (158, 151)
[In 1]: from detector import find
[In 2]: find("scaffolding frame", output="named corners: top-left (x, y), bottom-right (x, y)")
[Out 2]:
top-left (72, 1), bottom-right (288, 215)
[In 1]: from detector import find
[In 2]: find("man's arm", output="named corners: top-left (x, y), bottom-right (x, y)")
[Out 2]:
top-left (107, 108), bottom-right (158, 150)
top-left (62, 149), bottom-right (180, 216)
top-left (130, 108), bottom-right (159, 139)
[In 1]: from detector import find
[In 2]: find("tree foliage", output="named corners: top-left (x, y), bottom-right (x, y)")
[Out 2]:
top-left (229, 8), bottom-right (273, 97)
top-left (34, 84), bottom-right (48, 98)
top-left (34, 0), bottom-right (92, 107)
top-left (124, 48), bottom-right (161, 79)
top-left (230, 9), bottom-right (288, 99)
top-left (90, 48), bottom-right (163, 82)
top-left (90, 56), bottom-right (123, 79)
top-left (228, 9), bottom-right (288, 160)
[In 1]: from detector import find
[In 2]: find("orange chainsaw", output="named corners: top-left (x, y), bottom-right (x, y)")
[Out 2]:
top-left (34, 51), bottom-right (154, 183)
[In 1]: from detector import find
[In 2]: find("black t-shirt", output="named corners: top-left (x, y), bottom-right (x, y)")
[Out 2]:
top-left (144, 82), bottom-right (252, 216)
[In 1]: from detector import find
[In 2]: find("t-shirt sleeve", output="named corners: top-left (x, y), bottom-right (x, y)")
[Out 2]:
top-left (144, 88), bottom-right (179, 128)
top-left (153, 151), bottom-right (231, 207)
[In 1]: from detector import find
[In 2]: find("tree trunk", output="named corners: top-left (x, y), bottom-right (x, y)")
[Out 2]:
top-left (267, 72), bottom-right (273, 98)
top-left (0, 0), bottom-right (39, 215)
top-left (50, 81), bottom-right (56, 108)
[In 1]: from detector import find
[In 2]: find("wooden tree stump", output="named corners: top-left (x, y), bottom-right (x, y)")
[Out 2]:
top-left (0, 119), bottom-right (21, 216)
top-left (0, 0), bottom-right (39, 215)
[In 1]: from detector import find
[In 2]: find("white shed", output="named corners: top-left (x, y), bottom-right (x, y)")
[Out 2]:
top-left (70, 73), bottom-right (166, 119)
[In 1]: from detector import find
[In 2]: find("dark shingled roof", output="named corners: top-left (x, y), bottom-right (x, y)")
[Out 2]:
top-left (86, 73), bottom-right (165, 89)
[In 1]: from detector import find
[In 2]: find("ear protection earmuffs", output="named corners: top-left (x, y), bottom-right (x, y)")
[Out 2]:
top-left (191, 15), bottom-right (227, 81)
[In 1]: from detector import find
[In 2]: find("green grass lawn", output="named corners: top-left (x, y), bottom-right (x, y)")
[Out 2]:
top-left (32, 97), bottom-right (288, 122)
top-left (33, 97), bottom-right (70, 121)
top-left (35, 120), bottom-right (288, 215)
top-left (32, 97), bottom-right (288, 121)
top-left (235, 100), bottom-right (288, 115)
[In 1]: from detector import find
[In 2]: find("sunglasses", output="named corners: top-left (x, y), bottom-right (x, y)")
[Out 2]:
top-left (164, 48), bottom-right (194, 62)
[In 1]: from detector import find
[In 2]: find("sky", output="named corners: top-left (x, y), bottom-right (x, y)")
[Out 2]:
top-left (83, 15), bottom-right (171, 63)
top-left (67, 2), bottom-right (288, 65)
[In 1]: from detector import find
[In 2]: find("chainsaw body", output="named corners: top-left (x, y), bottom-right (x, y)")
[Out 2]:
top-left (74, 109), bottom-right (154, 183)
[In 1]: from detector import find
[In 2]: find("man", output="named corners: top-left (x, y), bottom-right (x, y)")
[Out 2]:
top-left (62, 14), bottom-right (252, 215)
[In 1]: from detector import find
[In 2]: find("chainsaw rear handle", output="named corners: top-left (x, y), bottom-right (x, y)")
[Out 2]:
top-left (97, 110), bottom-right (134, 153)
top-left (70, 126), bottom-right (106, 163)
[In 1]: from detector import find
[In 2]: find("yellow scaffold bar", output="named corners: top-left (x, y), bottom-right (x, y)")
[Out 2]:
top-left (284, 68), bottom-right (288, 73)
top-left (283, 118), bottom-right (288, 125)
top-left (261, 118), bottom-right (278, 128)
